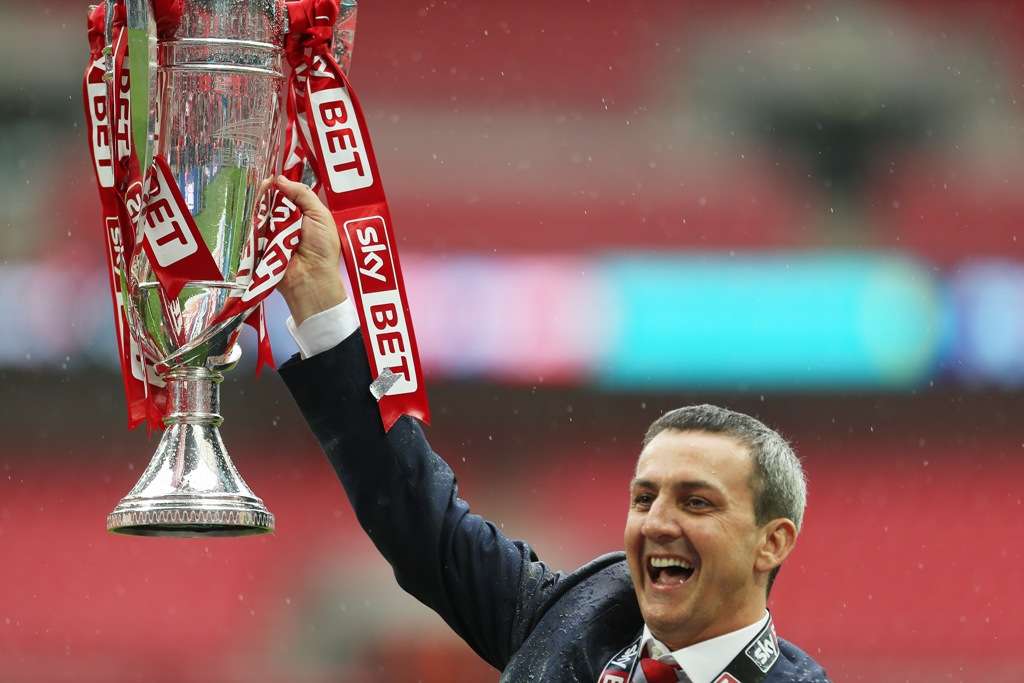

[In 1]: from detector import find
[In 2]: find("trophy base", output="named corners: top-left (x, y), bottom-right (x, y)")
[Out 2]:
top-left (107, 367), bottom-right (275, 538)
top-left (107, 496), bottom-right (274, 537)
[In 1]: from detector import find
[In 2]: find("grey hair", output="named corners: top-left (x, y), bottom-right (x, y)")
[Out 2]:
top-left (641, 404), bottom-right (807, 593)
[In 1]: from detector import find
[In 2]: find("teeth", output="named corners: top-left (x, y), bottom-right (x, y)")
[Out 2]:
top-left (650, 557), bottom-right (693, 569)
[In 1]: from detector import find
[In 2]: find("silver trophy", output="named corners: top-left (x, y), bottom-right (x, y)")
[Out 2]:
top-left (105, 0), bottom-right (289, 536)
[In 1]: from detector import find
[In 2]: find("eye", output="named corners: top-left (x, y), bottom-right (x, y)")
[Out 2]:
top-left (684, 496), bottom-right (712, 511)
top-left (631, 492), bottom-right (655, 508)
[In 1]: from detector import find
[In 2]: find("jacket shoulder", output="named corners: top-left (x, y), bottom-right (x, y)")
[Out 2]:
top-left (501, 552), bottom-right (641, 682)
top-left (567, 551), bottom-right (630, 583)
top-left (770, 638), bottom-right (831, 683)
top-left (524, 551), bottom-right (632, 627)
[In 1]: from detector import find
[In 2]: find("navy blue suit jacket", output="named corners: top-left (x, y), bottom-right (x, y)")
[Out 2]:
top-left (280, 333), bottom-right (830, 682)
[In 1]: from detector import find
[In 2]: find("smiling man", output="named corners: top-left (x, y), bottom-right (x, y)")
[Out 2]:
top-left (614, 410), bottom-right (815, 682)
top-left (274, 177), bottom-right (830, 682)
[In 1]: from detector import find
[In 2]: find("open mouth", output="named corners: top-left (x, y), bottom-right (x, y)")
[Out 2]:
top-left (647, 556), bottom-right (696, 586)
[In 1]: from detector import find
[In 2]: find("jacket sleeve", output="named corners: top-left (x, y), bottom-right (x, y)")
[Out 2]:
top-left (278, 332), bottom-right (561, 670)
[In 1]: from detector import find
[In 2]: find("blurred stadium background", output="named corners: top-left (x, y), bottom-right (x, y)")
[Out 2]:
top-left (2, 0), bottom-right (1023, 680)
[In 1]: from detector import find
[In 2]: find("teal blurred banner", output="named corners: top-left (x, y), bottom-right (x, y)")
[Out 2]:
top-left (598, 253), bottom-right (943, 390)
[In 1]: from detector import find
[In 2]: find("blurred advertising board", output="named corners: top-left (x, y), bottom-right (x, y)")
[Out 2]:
top-left (6, 251), bottom-right (1024, 391)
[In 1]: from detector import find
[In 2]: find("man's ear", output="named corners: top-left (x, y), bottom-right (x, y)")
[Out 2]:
top-left (755, 518), bottom-right (798, 574)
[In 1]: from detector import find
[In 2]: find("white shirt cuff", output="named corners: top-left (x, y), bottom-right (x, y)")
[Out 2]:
top-left (285, 298), bottom-right (361, 359)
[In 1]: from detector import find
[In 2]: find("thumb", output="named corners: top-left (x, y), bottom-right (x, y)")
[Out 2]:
top-left (274, 175), bottom-right (333, 225)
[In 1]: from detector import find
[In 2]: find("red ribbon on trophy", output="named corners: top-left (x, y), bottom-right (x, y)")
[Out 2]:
top-left (84, 0), bottom-right (276, 427)
top-left (85, 0), bottom-right (429, 432)
top-left (84, 3), bottom-right (164, 430)
top-left (283, 0), bottom-right (431, 430)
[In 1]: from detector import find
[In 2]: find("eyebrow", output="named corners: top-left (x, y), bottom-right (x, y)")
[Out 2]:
top-left (629, 478), bottom-right (722, 494)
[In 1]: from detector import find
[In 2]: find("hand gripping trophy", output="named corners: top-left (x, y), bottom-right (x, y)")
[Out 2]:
top-left (82, 0), bottom-right (423, 537)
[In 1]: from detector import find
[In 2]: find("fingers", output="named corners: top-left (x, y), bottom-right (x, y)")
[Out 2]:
top-left (256, 176), bottom-right (274, 197)
top-left (274, 175), bottom-right (332, 223)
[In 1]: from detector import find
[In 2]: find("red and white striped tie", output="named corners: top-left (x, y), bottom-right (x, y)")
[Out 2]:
top-left (638, 656), bottom-right (687, 683)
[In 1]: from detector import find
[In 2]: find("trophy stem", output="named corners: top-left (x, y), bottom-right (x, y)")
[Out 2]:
top-left (167, 366), bottom-right (224, 427)
top-left (107, 367), bottom-right (275, 537)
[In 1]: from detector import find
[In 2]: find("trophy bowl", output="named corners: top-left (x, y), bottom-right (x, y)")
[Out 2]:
top-left (106, 0), bottom-right (289, 536)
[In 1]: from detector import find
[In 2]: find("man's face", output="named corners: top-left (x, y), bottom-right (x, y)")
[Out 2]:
top-left (624, 429), bottom-right (768, 649)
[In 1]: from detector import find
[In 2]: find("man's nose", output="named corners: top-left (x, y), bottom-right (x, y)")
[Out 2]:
top-left (641, 496), bottom-right (681, 542)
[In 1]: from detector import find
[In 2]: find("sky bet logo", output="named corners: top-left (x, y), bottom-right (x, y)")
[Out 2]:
top-left (744, 625), bottom-right (779, 673)
top-left (142, 167), bottom-right (199, 267)
top-left (86, 66), bottom-right (113, 188)
top-left (345, 216), bottom-right (417, 395)
top-left (310, 78), bottom-right (373, 194)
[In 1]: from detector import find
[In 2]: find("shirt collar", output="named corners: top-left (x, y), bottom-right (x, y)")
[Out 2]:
top-left (639, 611), bottom-right (770, 683)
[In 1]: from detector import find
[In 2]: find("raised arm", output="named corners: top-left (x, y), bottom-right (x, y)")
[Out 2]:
top-left (273, 177), bottom-right (561, 668)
